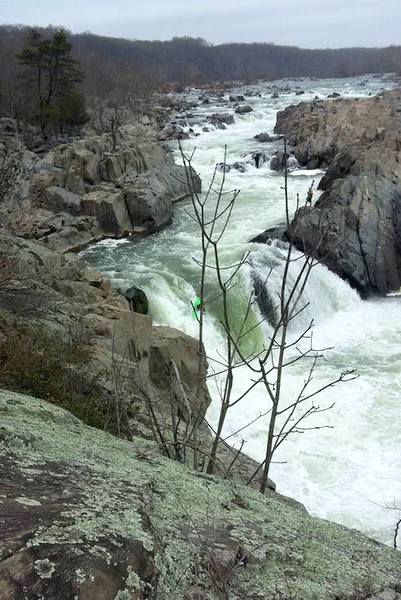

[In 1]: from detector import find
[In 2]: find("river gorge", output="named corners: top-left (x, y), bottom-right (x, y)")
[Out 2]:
top-left (81, 75), bottom-right (401, 546)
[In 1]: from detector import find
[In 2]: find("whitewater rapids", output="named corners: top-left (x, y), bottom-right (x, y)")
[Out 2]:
top-left (82, 75), bottom-right (401, 545)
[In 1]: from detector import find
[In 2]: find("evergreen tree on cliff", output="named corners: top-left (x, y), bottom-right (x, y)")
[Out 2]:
top-left (17, 28), bottom-right (87, 139)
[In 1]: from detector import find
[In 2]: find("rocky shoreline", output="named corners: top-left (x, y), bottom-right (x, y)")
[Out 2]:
top-left (255, 90), bottom-right (401, 297)
top-left (0, 117), bottom-right (201, 254)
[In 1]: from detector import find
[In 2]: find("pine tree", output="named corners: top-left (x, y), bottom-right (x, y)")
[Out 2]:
top-left (17, 28), bottom-right (87, 138)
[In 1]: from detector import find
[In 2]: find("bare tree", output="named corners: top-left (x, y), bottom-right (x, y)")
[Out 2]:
top-left (180, 141), bottom-right (356, 492)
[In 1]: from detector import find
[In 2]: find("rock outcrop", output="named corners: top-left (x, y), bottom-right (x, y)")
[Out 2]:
top-left (0, 123), bottom-right (201, 252)
top-left (0, 230), bottom-right (210, 440)
top-left (273, 90), bottom-right (401, 295)
top-left (1, 388), bottom-right (401, 600)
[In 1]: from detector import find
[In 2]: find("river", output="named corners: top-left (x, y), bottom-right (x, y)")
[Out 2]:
top-left (82, 74), bottom-right (401, 546)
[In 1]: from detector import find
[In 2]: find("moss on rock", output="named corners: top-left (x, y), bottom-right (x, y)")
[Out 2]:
top-left (0, 389), bottom-right (400, 600)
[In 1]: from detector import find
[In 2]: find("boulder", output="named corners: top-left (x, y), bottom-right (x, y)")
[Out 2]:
top-left (250, 226), bottom-right (288, 244)
top-left (41, 186), bottom-right (81, 214)
top-left (99, 148), bottom-right (147, 182)
top-left (270, 150), bottom-right (285, 171)
top-left (229, 94), bottom-right (245, 102)
top-left (287, 154), bottom-right (300, 172)
top-left (123, 169), bottom-right (175, 234)
top-left (149, 326), bottom-right (210, 420)
top-left (217, 162), bottom-right (231, 173)
top-left (231, 161), bottom-right (247, 173)
top-left (65, 154), bottom-right (86, 195)
top-left (81, 188), bottom-right (132, 236)
top-left (124, 286), bottom-right (149, 314)
top-left (207, 113), bottom-right (235, 128)
top-left (254, 132), bottom-right (279, 142)
top-left (235, 105), bottom-right (253, 114)
top-left (249, 151), bottom-right (269, 168)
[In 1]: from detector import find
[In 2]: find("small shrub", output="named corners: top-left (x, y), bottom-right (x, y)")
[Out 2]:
top-left (0, 318), bottom-right (115, 431)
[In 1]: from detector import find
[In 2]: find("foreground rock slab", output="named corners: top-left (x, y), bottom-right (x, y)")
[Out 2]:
top-left (1, 390), bottom-right (401, 600)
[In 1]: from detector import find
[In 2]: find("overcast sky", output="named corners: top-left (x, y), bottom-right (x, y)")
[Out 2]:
top-left (1, 0), bottom-right (400, 48)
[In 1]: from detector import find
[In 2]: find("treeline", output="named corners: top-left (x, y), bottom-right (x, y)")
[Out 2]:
top-left (1, 24), bottom-right (401, 124)
top-left (72, 31), bottom-right (401, 84)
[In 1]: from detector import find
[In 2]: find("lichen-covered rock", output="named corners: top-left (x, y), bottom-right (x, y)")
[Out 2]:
top-left (1, 389), bottom-right (401, 600)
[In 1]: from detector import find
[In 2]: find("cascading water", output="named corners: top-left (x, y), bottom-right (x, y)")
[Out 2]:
top-left (82, 74), bottom-right (401, 545)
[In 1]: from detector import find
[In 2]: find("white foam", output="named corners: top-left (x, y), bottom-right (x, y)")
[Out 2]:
top-left (82, 74), bottom-right (401, 545)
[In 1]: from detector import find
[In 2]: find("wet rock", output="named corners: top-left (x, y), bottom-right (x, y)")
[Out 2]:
top-left (235, 105), bottom-right (253, 114)
top-left (124, 286), bottom-right (149, 314)
top-left (244, 151), bottom-right (269, 169)
top-left (217, 162), bottom-right (231, 173)
top-left (327, 92), bottom-right (341, 98)
top-left (231, 161), bottom-right (247, 173)
top-left (207, 113), bottom-right (234, 129)
top-left (295, 90), bottom-right (305, 95)
top-left (252, 273), bottom-right (279, 328)
top-left (287, 155), bottom-right (299, 172)
top-left (254, 132), bottom-right (283, 143)
top-left (250, 226), bottom-right (288, 244)
top-left (229, 94), bottom-right (245, 102)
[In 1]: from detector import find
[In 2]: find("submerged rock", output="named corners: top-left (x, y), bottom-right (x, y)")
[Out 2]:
top-left (252, 272), bottom-right (279, 328)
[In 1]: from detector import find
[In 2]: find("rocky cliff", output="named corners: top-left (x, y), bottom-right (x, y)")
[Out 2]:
top-left (273, 90), bottom-right (401, 296)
